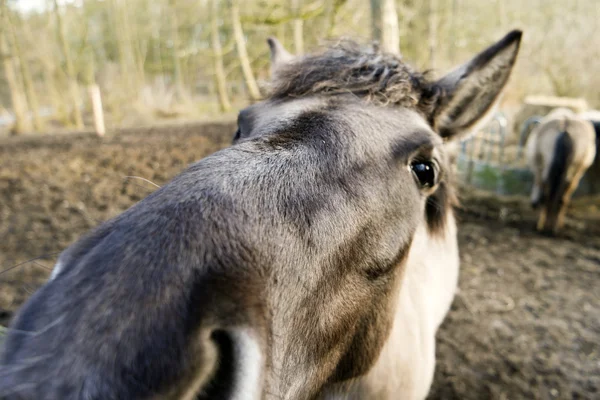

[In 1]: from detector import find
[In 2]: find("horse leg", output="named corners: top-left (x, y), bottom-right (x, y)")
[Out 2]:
top-left (536, 179), bottom-right (550, 232)
top-left (556, 166), bottom-right (587, 231)
top-left (530, 155), bottom-right (544, 209)
top-left (556, 198), bottom-right (570, 232)
top-left (537, 206), bottom-right (547, 232)
top-left (530, 182), bottom-right (543, 209)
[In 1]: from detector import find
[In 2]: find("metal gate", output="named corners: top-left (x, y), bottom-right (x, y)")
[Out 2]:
top-left (455, 113), bottom-right (598, 197)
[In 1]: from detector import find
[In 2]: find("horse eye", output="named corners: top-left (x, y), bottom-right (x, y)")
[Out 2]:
top-left (411, 161), bottom-right (436, 189)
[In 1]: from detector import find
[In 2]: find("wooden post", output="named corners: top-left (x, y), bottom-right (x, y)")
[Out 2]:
top-left (88, 84), bottom-right (105, 137)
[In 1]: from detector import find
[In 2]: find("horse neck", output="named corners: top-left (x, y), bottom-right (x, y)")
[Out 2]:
top-left (323, 213), bottom-right (460, 399)
top-left (401, 211), bottom-right (460, 328)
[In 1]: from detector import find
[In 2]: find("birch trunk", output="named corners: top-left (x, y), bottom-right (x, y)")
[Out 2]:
top-left (53, 0), bottom-right (84, 129)
top-left (291, 0), bottom-right (304, 54)
top-left (210, 0), bottom-right (232, 112)
top-left (0, 3), bottom-right (30, 134)
top-left (7, 12), bottom-right (43, 131)
top-left (370, 0), bottom-right (400, 55)
top-left (230, 0), bottom-right (261, 101)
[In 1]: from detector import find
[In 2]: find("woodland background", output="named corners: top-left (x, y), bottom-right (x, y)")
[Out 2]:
top-left (0, 0), bottom-right (598, 134)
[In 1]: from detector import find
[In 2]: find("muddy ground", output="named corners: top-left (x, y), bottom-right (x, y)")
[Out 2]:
top-left (0, 122), bottom-right (598, 399)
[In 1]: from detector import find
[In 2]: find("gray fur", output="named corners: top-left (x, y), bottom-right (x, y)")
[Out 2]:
top-left (0, 30), bottom-right (522, 400)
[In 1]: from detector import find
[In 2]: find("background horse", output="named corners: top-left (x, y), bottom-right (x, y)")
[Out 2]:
top-left (0, 31), bottom-right (521, 400)
top-left (526, 109), bottom-right (597, 233)
top-left (579, 110), bottom-right (600, 193)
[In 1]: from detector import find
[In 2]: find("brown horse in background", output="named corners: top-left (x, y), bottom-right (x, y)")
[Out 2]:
top-left (526, 108), bottom-right (597, 233)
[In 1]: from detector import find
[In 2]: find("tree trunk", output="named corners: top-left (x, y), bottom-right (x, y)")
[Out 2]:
top-left (0, 30), bottom-right (30, 134)
top-left (291, 0), bottom-right (303, 54)
top-left (229, 0), bottom-right (261, 101)
top-left (210, 0), bottom-right (232, 112)
top-left (370, 0), bottom-right (382, 46)
top-left (428, 0), bottom-right (437, 70)
top-left (150, 5), bottom-right (166, 87)
top-left (44, 67), bottom-right (69, 124)
top-left (122, 0), bottom-right (145, 91)
top-left (7, 12), bottom-right (43, 131)
top-left (325, 0), bottom-right (348, 37)
top-left (169, 0), bottom-right (186, 101)
top-left (0, 3), bottom-right (30, 134)
top-left (449, 0), bottom-right (459, 63)
top-left (277, 21), bottom-right (286, 45)
top-left (53, 0), bottom-right (84, 129)
top-left (370, 0), bottom-right (400, 55)
top-left (35, 7), bottom-right (69, 125)
top-left (110, 0), bottom-right (139, 96)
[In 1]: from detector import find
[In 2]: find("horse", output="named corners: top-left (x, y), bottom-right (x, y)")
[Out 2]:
top-left (526, 108), bottom-right (597, 233)
top-left (0, 30), bottom-right (522, 400)
top-left (578, 110), bottom-right (600, 193)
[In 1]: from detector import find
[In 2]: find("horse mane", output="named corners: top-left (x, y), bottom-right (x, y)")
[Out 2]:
top-left (267, 39), bottom-right (441, 115)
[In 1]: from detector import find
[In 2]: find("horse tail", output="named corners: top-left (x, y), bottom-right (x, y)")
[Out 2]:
top-left (561, 115), bottom-right (569, 133)
top-left (591, 120), bottom-right (600, 150)
top-left (547, 129), bottom-right (574, 203)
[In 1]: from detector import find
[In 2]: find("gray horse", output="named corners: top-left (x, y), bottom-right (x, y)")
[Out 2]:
top-left (0, 30), bottom-right (522, 400)
top-left (526, 108), bottom-right (597, 233)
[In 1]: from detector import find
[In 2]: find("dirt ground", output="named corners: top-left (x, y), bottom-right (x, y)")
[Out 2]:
top-left (0, 123), bottom-right (598, 399)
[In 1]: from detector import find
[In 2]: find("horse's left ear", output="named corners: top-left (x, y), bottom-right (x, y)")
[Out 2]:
top-left (428, 30), bottom-right (522, 140)
top-left (267, 37), bottom-right (296, 78)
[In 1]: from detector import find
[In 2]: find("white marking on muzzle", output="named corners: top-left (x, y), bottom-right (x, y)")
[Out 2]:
top-left (230, 329), bottom-right (264, 400)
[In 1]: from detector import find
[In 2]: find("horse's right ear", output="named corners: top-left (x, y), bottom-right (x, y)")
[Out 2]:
top-left (267, 37), bottom-right (295, 77)
top-left (427, 30), bottom-right (523, 141)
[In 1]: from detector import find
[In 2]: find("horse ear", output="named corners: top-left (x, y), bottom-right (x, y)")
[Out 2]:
top-left (267, 37), bottom-right (295, 77)
top-left (430, 30), bottom-right (522, 140)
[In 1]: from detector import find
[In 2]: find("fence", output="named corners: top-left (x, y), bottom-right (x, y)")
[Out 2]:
top-left (455, 114), bottom-right (599, 197)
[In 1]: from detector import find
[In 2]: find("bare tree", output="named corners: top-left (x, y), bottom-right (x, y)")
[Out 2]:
top-left (0, 1), bottom-right (30, 134)
top-left (291, 0), bottom-right (304, 54)
top-left (428, 0), bottom-right (437, 69)
top-left (0, 0), bottom-right (595, 128)
top-left (325, 0), bottom-right (348, 37)
top-left (27, 6), bottom-right (70, 125)
top-left (370, 0), bottom-right (400, 55)
top-left (122, 0), bottom-right (145, 90)
top-left (449, 0), bottom-right (458, 63)
top-left (168, 0), bottom-right (186, 101)
top-left (211, 0), bottom-right (231, 112)
top-left (109, 0), bottom-right (144, 96)
top-left (229, 0), bottom-right (261, 101)
top-left (7, 11), bottom-right (43, 131)
top-left (53, 0), bottom-right (84, 129)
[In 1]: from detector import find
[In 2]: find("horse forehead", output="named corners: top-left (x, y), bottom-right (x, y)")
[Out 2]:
top-left (248, 97), bottom-right (329, 133)
top-left (250, 97), bottom-right (434, 141)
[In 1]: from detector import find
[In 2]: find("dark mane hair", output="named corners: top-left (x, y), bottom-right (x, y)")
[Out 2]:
top-left (268, 39), bottom-right (441, 115)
